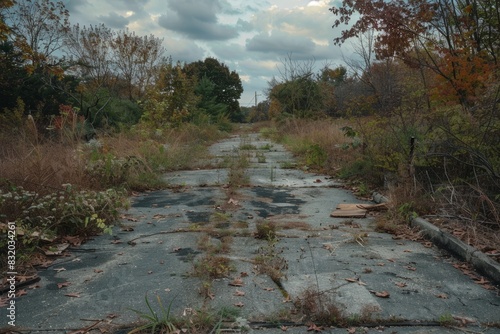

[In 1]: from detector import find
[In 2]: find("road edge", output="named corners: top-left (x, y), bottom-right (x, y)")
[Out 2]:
top-left (372, 192), bottom-right (500, 286)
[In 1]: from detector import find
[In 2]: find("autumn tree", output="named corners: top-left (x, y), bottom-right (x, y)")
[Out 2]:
top-left (331, 0), bottom-right (500, 220)
top-left (112, 30), bottom-right (165, 100)
top-left (141, 60), bottom-right (199, 128)
top-left (5, 0), bottom-right (69, 72)
top-left (65, 24), bottom-right (115, 89)
top-left (330, 0), bottom-right (498, 108)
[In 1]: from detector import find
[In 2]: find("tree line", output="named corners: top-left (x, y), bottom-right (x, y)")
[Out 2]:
top-left (0, 0), bottom-right (244, 137)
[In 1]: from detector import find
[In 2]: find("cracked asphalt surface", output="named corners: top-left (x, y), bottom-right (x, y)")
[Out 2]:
top-left (2, 131), bottom-right (500, 333)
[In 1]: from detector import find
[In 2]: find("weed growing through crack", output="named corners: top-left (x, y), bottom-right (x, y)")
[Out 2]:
top-left (253, 224), bottom-right (288, 286)
top-left (255, 220), bottom-right (278, 240)
top-left (129, 293), bottom-right (178, 334)
top-left (193, 255), bottom-right (235, 279)
top-left (294, 287), bottom-right (344, 325)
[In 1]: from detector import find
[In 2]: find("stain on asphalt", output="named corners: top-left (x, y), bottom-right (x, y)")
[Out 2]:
top-left (185, 211), bottom-right (212, 224)
top-left (132, 189), bottom-right (217, 208)
top-left (250, 187), bottom-right (305, 218)
top-left (175, 247), bottom-right (201, 262)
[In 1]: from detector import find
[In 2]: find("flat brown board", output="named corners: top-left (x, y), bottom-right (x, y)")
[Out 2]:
top-left (330, 208), bottom-right (367, 218)
top-left (336, 203), bottom-right (383, 210)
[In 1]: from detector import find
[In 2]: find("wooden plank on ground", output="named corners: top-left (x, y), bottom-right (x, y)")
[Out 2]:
top-left (330, 209), bottom-right (367, 218)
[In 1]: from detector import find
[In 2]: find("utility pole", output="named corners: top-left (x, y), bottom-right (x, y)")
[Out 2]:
top-left (255, 91), bottom-right (258, 107)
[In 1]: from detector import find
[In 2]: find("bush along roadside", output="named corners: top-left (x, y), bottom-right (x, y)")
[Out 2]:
top-left (0, 183), bottom-right (129, 271)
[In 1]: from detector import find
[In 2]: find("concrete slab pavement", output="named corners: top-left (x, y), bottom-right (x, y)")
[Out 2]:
top-left (2, 132), bottom-right (500, 334)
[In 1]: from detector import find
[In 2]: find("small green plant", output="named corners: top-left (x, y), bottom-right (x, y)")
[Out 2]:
top-left (259, 143), bottom-right (274, 150)
top-left (306, 144), bottom-right (327, 169)
top-left (438, 313), bottom-right (455, 327)
top-left (193, 255), bottom-right (235, 279)
top-left (129, 293), bottom-right (178, 334)
top-left (240, 143), bottom-right (257, 150)
top-left (255, 220), bottom-right (278, 240)
top-left (256, 152), bottom-right (266, 163)
top-left (397, 202), bottom-right (418, 221)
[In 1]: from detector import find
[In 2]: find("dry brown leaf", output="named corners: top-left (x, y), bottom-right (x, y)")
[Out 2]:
top-left (228, 198), bottom-right (239, 205)
top-left (322, 243), bottom-right (334, 251)
top-left (453, 315), bottom-right (476, 325)
top-left (345, 277), bottom-right (358, 283)
top-left (111, 239), bottom-right (122, 244)
top-left (234, 290), bottom-right (245, 296)
top-left (229, 277), bottom-right (244, 286)
top-left (395, 282), bottom-right (407, 288)
top-left (307, 323), bottom-right (323, 332)
top-left (57, 281), bottom-right (71, 289)
top-left (94, 269), bottom-right (103, 273)
top-left (372, 290), bottom-right (390, 298)
top-left (474, 277), bottom-right (489, 285)
top-left (347, 328), bottom-right (357, 334)
top-left (234, 302), bottom-right (244, 307)
top-left (54, 267), bottom-right (66, 273)
top-left (406, 266), bottom-right (417, 271)
top-left (281, 325), bottom-right (288, 331)
top-left (65, 293), bottom-right (81, 298)
top-left (16, 289), bottom-right (28, 297)
top-left (436, 293), bottom-right (448, 299)
top-left (264, 287), bottom-right (275, 291)
top-left (240, 271), bottom-right (249, 277)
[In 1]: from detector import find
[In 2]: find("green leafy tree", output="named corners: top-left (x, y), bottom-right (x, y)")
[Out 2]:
top-left (183, 58), bottom-right (243, 122)
top-left (195, 75), bottom-right (228, 120)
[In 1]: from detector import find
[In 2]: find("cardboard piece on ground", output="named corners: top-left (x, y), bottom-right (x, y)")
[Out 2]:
top-left (330, 203), bottom-right (387, 218)
top-left (330, 209), bottom-right (367, 218)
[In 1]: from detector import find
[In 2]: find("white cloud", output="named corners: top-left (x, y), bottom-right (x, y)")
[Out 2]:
top-left (60, 0), bottom-right (346, 104)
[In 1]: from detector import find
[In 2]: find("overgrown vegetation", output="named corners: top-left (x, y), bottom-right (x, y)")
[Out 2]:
top-left (129, 292), bottom-right (241, 334)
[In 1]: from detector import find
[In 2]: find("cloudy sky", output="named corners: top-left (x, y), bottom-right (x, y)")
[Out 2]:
top-left (61, 0), bottom-right (352, 106)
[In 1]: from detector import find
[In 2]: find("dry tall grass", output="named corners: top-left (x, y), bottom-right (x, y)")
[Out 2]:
top-left (272, 118), bottom-right (360, 174)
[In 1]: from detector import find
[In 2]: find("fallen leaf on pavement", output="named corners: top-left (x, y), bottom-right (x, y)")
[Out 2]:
top-left (264, 287), bottom-right (275, 291)
top-left (307, 323), bottom-right (323, 332)
top-left (234, 290), bottom-right (245, 296)
top-left (406, 266), bottom-right (417, 271)
top-left (229, 277), bottom-right (244, 286)
top-left (54, 267), bottom-right (66, 273)
top-left (474, 277), bottom-right (489, 285)
top-left (347, 328), bottom-right (356, 334)
top-left (345, 277), bottom-right (358, 283)
top-left (57, 281), bottom-right (71, 289)
top-left (94, 269), bottom-right (103, 273)
top-left (436, 293), bottom-right (448, 299)
top-left (371, 290), bottom-right (390, 298)
top-left (234, 302), bottom-right (244, 307)
top-left (228, 198), bottom-right (239, 205)
top-left (281, 325), bottom-right (288, 331)
top-left (65, 293), bottom-right (81, 298)
top-left (16, 289), bottom-right (28, 297)
top-left (111, 239), bottom-right (122, 244)
top-left (395, 282), bottom-right (407, 288)
top-left (453, 315), bottom-right (476, 325)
